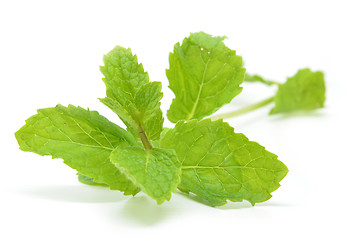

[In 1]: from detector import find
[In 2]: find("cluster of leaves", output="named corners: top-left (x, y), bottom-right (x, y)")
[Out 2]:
top-left (15, 32), bottom-right (324, 206)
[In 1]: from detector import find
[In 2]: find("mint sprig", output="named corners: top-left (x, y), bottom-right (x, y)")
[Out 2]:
top-left (14, 31), bottom-right (314, 207)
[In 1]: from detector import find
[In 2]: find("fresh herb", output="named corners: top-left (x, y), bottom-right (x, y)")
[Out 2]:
top-left (14, 31), bottom-right (325, 207)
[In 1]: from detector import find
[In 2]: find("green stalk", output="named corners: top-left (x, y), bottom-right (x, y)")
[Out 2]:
top-left (139, 130), bottom-right (153, 150)
top-left (211, 96), bottom-right (274, 120)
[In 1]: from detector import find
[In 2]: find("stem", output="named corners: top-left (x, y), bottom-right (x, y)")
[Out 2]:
top-left (139, 130), bottom-right (152, 150)
top-left (211, 96), bottom-right (274, 120)
top-left (267, 81), bottom-right (282, 86)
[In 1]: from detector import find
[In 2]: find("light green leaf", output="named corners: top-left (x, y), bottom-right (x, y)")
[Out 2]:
top-left (15, 104), bottom-right (140, 195)
top-left (270, 68), bottom-right (326, 114)
top-left (110, 146), bottom-right (181, 204)
top-left (100, 46), bottom-right (149, 106)
top-left (166, 32), bottom-right (246, 123)
top-left (100, 46), bottom-right (164, 140)
top-left (244, 73), bottom-right (280, 86)
top-left (160, 119), bottom-right (288, 206)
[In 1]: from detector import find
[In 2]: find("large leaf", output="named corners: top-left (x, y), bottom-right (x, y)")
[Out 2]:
top-left (270, 68), bottom-right (326, 114)
top-left (160, 119), bottom-right (288, 206)
top-left (15, 104), bottom-right (140, 195)
top-left (110, 146), bottom-right (181, 204)
top-left (100, 46), bottom-right (163, 140)
top-left (166, 32), bottom-right (245, 122)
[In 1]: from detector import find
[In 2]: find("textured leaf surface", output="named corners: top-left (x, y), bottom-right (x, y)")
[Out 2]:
top-left (100, 46), bottom-right (163, 140)
top-left (166, 32), bottom-right (245, 123)
top-left (100, 46), bottom-right (149, 105)
top-left (15, 105), bottom-right (140, 195)
top-left (160, 119), bottom-right (288, 206)
top-left (270, 68), bottom-right (326, 114)
top-left (110, 146), bottom-right (181, 204)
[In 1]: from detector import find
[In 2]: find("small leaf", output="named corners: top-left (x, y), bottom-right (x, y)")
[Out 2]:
top-left (100, 46), bottom-right (149, 106)
top-left (270, 68), bottom-right (326, 114)
top-left (167, 32), bottom-right (245, 122)
top-left (110, 146), bottom-right (181, 204)
top-left (15, 104), bottom-right (140, 195)
top-left (160, 119), bottom-right (288, 206)
top-left (100, 46), bottom-right (164, 140)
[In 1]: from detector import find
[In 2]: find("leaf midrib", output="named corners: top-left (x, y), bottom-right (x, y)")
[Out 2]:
top-left (187, 58), bottom-right (209, 120)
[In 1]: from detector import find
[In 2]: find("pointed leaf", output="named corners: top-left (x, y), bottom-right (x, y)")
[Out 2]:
top-left (100, 46), bottom-right (149, 105)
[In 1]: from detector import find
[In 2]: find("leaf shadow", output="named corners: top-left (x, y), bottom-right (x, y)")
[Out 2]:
top-left (17, 184), bottom-right (127, 203)
top-left (17, 185), bottom-right (180, 226)
top-left (217, 201), bottom-right (254, 210)
top-left (110, 195), bottom-right (181, 226)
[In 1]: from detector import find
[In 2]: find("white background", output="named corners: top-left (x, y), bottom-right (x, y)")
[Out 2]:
top-left (1, 0), bottom-right (361, 239)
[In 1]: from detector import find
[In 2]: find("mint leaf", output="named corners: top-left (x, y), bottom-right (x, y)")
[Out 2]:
top-left (166, 32), bottom-right (245, 123)
top-left (270, 68), bottom-right (326, 114)
top-left (160, 119), bottom-right (288, 206)
top-left (245, 73), bottom-right (280, 86)
top-left (15, 104), bottom-right (140, 195)
top-left (100, 46), bottom-right (163, 141)
top-left (100, 46), bottom-right (148, 105)
top-left (110, 146), bottom-right (181, 204)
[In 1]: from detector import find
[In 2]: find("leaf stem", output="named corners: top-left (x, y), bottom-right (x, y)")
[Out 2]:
top-left (139, 130), bottom-right (153, 150)
top-left (211, 96), bottom-right (275, 120)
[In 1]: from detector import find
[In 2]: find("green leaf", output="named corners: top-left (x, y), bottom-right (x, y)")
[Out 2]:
top-left (160, 119), bottom-right (288, 206)
top-left (100, 46), bottom-right (164, 140)
top-left (15, 104), bottom-right (140, 195)
top-left (166, 32), bottom-right (246, 123)
top-left (110, 146), bottom-right (181, 204)
top-left (244, 73), bottom-right (280, 86)
top-left (270, 68), bottom-right (326, 114)
top-left (100, 46), bottom-right (149, 105)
